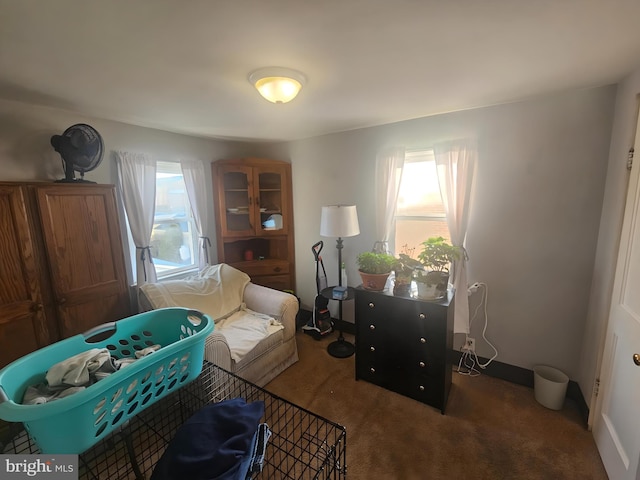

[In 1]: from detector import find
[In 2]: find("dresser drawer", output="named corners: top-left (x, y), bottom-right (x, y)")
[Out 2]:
top-left (405, 375), bottom-right (444, 405)
top-left (407, 355), bottom-right (440, 378)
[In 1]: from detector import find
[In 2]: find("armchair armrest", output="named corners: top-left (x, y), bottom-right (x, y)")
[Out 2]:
top-left (204, 331), bottom-right (232, 370)
top-left (243, 283), bottom-right (299, 341)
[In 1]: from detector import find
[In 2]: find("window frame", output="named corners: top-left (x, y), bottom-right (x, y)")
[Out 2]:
top-left (151, 161), bottom-right (199, 279)
top-left (394, 149), bottom-right (450, 256)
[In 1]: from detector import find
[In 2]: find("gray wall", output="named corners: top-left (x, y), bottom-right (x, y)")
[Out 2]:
top-left (286, 86), bottom-right (616, 383)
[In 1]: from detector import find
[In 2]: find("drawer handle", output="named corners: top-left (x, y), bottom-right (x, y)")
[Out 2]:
top-left (420, 337), bottom-right (426, 344)
top-left (370, 346), bottom-right (375, 352)
top-left (419, 313), bottom-right (426, 320)
top-left (369, 324), bottom-right (376, 330)
top-left (274, 267), bottom-right (282, 272)
top-left (368, 302), bottom-right (375, 308)
top-left (419, 361), bottom-right (426, 368)
top-left (419, 385), bottom-right (425, 391)
top-left (370, 367), bottom-right (376, 374)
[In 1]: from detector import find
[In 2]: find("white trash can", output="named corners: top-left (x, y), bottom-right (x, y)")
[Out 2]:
top-left (533, 365), bottom-right (569, 410)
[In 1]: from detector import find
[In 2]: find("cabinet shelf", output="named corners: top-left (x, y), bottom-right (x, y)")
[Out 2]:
top-left (213, 158), bottom-right (295, 291)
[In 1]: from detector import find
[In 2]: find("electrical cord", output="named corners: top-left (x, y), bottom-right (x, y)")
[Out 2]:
top-left (457, 350), bottom-right (481, 376)
top-left (456, 282), bottom-right (498, 376)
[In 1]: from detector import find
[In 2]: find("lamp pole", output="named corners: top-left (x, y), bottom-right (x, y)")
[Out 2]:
top-left (337, 237), bottom-right (343, 287)
top-left (336, 236), bottom-right (343, 324)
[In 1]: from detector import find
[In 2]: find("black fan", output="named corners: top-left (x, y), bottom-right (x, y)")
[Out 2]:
top-left (50, 123), bottom-right (104, 183)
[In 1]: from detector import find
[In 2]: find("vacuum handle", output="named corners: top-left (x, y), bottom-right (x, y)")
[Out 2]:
top-left (312, 240), bottom-right (323, 261)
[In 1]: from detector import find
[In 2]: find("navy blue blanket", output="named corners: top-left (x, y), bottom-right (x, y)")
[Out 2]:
top-left (151, 398), bottom-right (265, 480)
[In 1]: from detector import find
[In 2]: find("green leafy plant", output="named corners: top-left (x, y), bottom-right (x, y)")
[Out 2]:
top-left (416, 236), bottom-right (461, 273)
top-left (356, 251), bottom-right (396, 274)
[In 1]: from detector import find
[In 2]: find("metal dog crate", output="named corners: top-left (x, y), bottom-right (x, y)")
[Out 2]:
top-left (1, 362), bottom-right (347, 479)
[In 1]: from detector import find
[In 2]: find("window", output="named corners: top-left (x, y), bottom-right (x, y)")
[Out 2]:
top-left (394, 150), bottom-right (450, 258)
top-left (150, 161), bottom-right (198, 277)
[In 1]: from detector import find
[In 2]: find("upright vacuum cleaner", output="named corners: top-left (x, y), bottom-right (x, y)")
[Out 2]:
top-left (302, 241), bottom-right (334, 340)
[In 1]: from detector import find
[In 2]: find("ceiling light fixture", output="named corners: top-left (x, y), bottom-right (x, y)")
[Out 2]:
top-left (248, 67), bottom-right (307, 104)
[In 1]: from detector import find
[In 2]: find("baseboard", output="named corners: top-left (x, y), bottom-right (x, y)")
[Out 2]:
top-left (567, 380), bottom-right (590, 426)
top-left (451, 351), bottom-right (589, 427)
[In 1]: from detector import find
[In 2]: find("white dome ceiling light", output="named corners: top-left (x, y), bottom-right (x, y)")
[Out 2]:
top-left (248, 67), bottom-right (307, 104)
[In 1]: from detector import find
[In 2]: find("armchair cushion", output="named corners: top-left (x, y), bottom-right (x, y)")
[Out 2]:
top-left (216, 308), bottom-right (283, 362)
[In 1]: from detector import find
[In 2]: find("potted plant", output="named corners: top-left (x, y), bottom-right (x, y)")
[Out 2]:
top-left (392, 248), bottom-right (422, 296)
top-left (414, 237), bottom-right (462, 300)
top-left (356, 251), bottom-right (396, 291)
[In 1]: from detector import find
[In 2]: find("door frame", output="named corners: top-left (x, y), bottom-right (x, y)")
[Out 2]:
top-left (590, 100), bottom-right (640, 428)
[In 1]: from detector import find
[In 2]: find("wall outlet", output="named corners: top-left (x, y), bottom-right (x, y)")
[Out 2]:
top-left (463, 337), bottom-right (475, 352)
top-left (467, 282), bottom-right (480, 295)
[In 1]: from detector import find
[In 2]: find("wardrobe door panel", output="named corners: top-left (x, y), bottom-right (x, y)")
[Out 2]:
top-left (57, 296), bottom-right (128, 339)
top-left (0, 185), bottom-right (53, 367)
top-left (36, 185), bottom-right (131, 337)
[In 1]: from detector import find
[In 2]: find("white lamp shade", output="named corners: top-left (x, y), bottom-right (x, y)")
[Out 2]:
top-left (320, 205), bottom-right (360, 238)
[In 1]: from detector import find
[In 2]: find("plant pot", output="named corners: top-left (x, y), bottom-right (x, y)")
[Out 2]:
top-left (415, 271), bottom-right (449, 300)
top-left (393, 275), bottom-right (412, 296)
top-left (393, 282), bottom-right (411, 297)
top-left (358, 271), bottom-right (390, 291)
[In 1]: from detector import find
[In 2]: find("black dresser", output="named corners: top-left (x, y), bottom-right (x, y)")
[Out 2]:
top-left (354, 287), bottom-right (454, 414)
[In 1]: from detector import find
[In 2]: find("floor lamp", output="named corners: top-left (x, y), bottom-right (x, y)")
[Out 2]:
top-left (320, 205), bottom-right (360, 358)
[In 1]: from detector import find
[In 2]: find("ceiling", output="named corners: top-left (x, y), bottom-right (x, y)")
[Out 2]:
top-left (2, 0), bottom-right (640, 142)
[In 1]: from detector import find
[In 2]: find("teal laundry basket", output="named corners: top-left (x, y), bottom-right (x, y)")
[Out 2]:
top-left (0, 307), bottom-right (214, 454)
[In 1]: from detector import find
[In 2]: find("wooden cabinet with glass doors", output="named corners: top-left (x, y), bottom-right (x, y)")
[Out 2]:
top-left (212, 158), bottom-right (295, 291)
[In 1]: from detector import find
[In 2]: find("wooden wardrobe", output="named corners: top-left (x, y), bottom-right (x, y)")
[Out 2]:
top-left (0, 182), bottom-right (131, 368)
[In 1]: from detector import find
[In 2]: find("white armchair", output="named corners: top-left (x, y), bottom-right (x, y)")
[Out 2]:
top-left (200, 283), bottom-right (299, 386)
top-left (138, 264), bottom-right (299, 387)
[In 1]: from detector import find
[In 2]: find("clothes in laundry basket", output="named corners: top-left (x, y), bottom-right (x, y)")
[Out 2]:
top-left (22, 345), bottom-right (161, 405)
top-left (151, 398), bottom-right (268, 480)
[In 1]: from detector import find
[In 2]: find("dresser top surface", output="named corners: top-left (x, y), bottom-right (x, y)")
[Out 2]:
top-left (355, 284), bottom-right (453, 307)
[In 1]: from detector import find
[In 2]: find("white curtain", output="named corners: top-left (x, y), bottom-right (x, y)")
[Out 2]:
top-left (374, 147), bottom-right (406, 253)
top-left (116, 151), bottom-right (158, 286)
top-left (180, 159), bottom-right (211, 270)
top-left (434, 139), bottom-right (477, 334)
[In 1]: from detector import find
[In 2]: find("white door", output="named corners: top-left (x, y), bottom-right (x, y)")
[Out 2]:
top-left (593, 121), bottom-right (640, 479)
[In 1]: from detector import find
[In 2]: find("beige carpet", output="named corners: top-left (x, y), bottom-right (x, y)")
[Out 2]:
top-left (265, 331), bottom-right (608, 480)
